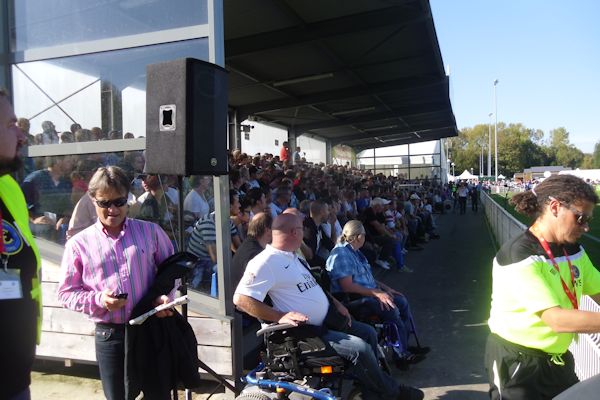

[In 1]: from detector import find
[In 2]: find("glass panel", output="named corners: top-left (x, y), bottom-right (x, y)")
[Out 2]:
top-left (409, 155), bottom-right (434, 166)
top-left (18, 152), bottom-right (149, 245)
top-left (356, 149), bottom-right (374, 158)
top-left (10, 0), bottom-right (208, 52)
top-left (12, 39), bottom-right (208, 145)
top-left (375, 144), bottom-right (408, 157)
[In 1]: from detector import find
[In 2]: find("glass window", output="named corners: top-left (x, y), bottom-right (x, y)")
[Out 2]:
top-left (12, 39), bottom-right (208, 144)
top-left (16, 152), bottom-right (228, 298)
top-left (10, 0), bottom-right (208, 52)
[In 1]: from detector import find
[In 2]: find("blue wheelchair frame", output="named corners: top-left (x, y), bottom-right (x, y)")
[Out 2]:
top-left (243, 362), bottom-right (337, 400)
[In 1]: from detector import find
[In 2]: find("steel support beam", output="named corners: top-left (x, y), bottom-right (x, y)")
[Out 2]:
top-left (293, 104), bottom-right (449, 133)
top-left (237, 76), bottom-right (445, 119)
top-left (225, 5), bottom-right (426, 58)
top-left (331, 121), bottom-right (453, 145)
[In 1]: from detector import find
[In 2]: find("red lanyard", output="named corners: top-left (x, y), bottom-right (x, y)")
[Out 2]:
top-left (530, 227), bottom-right (578, 310)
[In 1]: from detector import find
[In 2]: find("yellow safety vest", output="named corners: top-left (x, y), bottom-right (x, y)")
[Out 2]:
top-left (0, 174), bottom-right (42, 344)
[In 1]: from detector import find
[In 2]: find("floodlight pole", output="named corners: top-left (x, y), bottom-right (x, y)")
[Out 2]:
top-left (488, 112), bottom-right (493, 177)
top-left (494, 79), bottom-right (499, 182)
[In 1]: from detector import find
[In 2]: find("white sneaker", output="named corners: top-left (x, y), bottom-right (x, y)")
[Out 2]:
top-left (399, 265), bottom-right (413, 273)
top-left (375, 260), bottom-right (391, 270)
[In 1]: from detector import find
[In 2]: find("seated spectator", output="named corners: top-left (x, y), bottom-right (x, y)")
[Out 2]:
top-left (246, 166), bottom-right (261, 189)
top-left (303, 199), bottom-right (334, 267)
top-left (320, 197), bottom-right (342, 245)
top-left (183, 175), bottom-right (212, 220)
top-left (234, 213), bottom-right (424, 400)
top-left (35, 120), bottom-right (59, 144)
top-left (74, 128), bottom-right (93, 143)
top-left (187, 190), bottom-right (241, 291)
top-left (232, 197), bottom-right (252, 241)
top-left (355, 188), bottom-right (371, 213)
top-left (361, 197), bottom-right (409, 272)
top-left (326, 220), bottom-right (429, 367)
top-left (21, 155), bottom-right (74, 241)
top-left (245, 187), bottom-right (267, 220)
top-left (137, 175), bottom-right (178, 240)
top-left (230, 212), bottom-right (272, 294)
top-left (269, 186), bottom-right (290, 218)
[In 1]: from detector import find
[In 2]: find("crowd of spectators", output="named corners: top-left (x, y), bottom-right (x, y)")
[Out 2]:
top-left (16, 118), bottom-right (461, 392)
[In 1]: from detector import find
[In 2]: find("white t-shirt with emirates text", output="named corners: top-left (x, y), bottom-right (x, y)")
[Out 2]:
top-left (235, 244), bottom-right (329, 326)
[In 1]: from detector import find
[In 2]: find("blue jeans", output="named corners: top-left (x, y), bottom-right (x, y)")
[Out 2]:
top-left (322, 321), bottom-right (399, 400)
top-left (95, 323), bottom-right (126, 400)
top-left (9, 387), bottom-right (30, 400)
top-left (347, 294), bottom-right (413, 353)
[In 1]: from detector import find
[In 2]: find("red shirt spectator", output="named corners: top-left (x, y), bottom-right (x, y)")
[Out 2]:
top-left (279, 141), bottom-right (290, 161)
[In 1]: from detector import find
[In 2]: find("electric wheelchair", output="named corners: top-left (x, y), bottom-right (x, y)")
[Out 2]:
top-left (236, 323), bottom-right (364, 400)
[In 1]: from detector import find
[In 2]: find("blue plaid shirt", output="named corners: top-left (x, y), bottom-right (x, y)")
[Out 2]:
top-left (326, 242), bottom-right (377, 293)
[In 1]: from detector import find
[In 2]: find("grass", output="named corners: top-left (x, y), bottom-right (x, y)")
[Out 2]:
top-left (489, 193), bottom-right (600, 268)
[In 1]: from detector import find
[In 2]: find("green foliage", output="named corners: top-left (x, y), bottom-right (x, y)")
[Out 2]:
top-left (593, 142), bottom-right (600, 168)
top-left (452, 122), bottom-right (588, 178)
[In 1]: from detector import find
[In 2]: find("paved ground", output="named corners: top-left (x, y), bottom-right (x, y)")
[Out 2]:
top-left (374, 205), bottom-right (497, 399)
top-left (31, 203), bottom-right (497, 399)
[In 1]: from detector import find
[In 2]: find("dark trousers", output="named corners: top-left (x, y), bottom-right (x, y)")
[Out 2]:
top-left (9, 388), bottom-right (30, 400)
top-left (485, 333), bottom-right (578, 400)
top-left (95, 322), bottom-right (127, 400)
top-left (458, 197), bottom-right (467, 214)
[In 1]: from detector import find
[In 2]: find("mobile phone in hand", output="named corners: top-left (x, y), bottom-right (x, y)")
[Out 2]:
top-left (115, 293), bottom-right (128, 299)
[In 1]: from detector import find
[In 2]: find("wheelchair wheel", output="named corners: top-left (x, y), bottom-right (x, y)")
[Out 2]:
top-left (234, 392), bottom-right (271, 400)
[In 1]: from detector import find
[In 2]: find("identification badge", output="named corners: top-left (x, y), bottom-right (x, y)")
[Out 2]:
top-left (0, 268), bottom-right (23, 300)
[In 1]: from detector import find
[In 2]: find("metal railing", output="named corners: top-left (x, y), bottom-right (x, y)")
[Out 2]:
top-left (481, 190), bottom-right (600, 380)
top-left (480, 189), bottom-right (527, 248)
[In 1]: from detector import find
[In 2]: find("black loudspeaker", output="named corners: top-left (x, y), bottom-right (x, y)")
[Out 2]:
top-left (145, 58), bottom-right (229, 176)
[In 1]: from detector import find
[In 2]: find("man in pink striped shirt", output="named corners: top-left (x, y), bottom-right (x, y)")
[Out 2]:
top-left (58, 166), bottom-right (174, 400)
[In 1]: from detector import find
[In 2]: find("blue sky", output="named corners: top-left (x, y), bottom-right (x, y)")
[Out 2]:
top-left (430, 0), bottom-right (600, 153)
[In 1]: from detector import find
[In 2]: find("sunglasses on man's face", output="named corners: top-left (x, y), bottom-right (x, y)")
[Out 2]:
top-left (95, 197), bottom-right (128, 209)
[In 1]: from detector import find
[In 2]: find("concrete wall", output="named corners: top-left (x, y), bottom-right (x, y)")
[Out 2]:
top-left (240, 120), bottom-right (327, 164)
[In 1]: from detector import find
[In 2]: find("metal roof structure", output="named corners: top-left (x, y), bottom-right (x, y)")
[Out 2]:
top-left (224, 0), bottom-right (457, 152)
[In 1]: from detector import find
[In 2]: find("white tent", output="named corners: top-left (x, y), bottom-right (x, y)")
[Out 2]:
top-left (457, 170), bottom-right (477, 180)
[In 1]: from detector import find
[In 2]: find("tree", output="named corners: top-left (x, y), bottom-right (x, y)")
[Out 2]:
top-left (555, 145), bottom-right (584, 169)
top-left (593, 141), bottom-right (600, 168)
top-left (549, 127), bottom-right (570, 148)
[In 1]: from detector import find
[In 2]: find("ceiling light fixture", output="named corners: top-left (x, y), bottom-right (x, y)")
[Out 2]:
top-left (362, 125), bottom-right (398, 132)
top-left (272, 72), bottom-right (334, 87)
top-left (330, 106), bottom-right (375, 116)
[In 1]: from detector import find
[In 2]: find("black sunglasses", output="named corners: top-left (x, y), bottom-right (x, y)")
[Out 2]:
top-left (550, 197), bottom-right (593, 226)
top-left (568, 208), bottom-right (593, 226)
top-left (95, 197), bottom-right (128, 209)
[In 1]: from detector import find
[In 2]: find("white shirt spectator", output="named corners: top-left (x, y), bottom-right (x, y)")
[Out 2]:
top-left (235, 245), bottom-right (329, 326)
top-left (184, 189), bottom-right (210, 219)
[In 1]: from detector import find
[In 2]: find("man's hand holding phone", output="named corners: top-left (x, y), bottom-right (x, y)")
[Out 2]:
top-left (101, 289), bottom-right (128, 311)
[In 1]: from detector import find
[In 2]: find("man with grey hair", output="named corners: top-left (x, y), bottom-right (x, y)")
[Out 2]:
top-left (234, 213), bottom-right (424, 400)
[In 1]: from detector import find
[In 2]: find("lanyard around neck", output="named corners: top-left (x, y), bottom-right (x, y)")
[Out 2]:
top-left (530, 225), bottom-right (578, 310)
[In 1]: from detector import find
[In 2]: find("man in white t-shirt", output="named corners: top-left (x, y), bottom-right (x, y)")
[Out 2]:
top-left (234, 214), bottom-right (423, 400)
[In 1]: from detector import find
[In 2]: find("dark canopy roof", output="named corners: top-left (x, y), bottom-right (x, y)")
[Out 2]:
top-left (224, 0), bottom-right (457, 152)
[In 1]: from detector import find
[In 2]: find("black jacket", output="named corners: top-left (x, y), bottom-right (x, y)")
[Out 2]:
top-left (303, 217), bottom-right (334, 268)
top-left (125, 252), bottom-right (203, 400)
